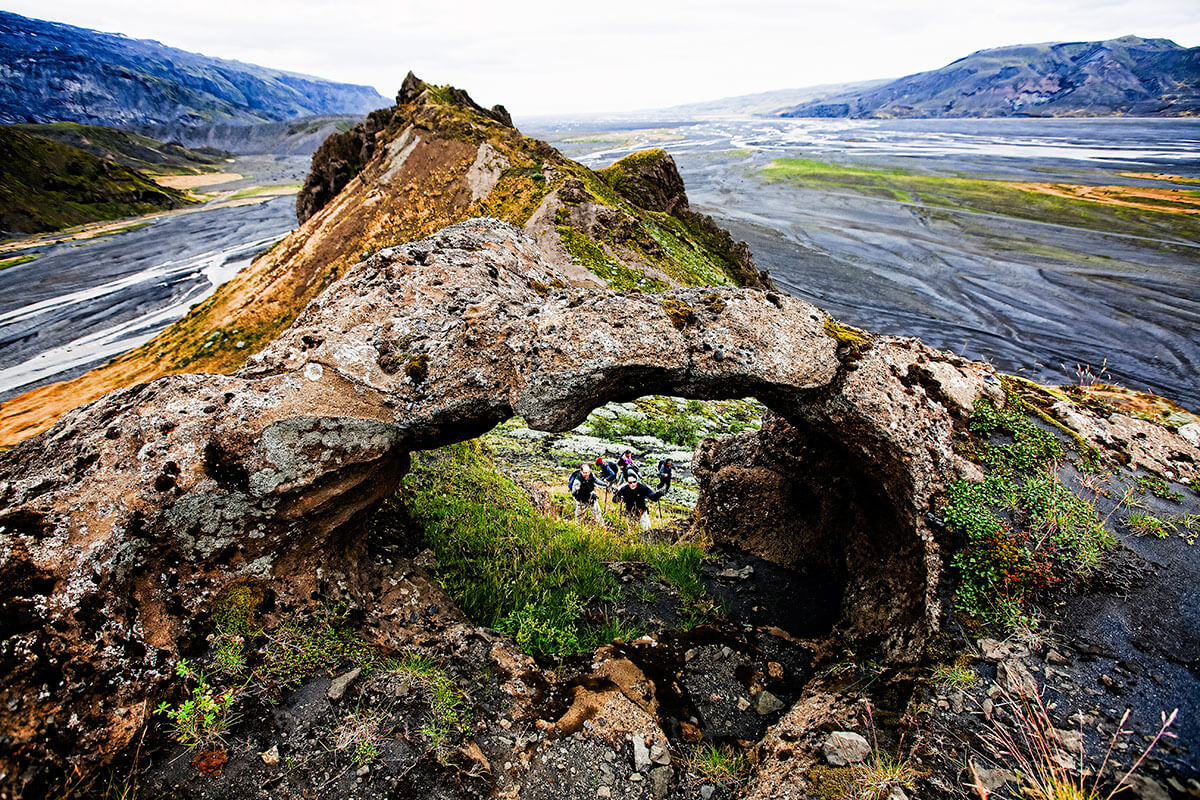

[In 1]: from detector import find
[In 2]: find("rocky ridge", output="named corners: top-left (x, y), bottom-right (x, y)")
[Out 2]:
top-left (0, 72), bottom-right (766, 445)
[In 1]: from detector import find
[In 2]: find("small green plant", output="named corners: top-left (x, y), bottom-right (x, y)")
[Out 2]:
top-left (211, 636), bottom-right (247, 676)
top-left (154, 660), bottom-right (239, 748)
top-left (255, 605), bottom-right (391, 692)
top-left (688, 743), bottom-right (751, 786)
top-left (1125, 511), bottom-right (1200, 545)
top-left (1126, 511), bottom-right (1170, 538)
top-left (932, 662), bottom-right (979, 689)
top-left (1134, 474), bottom-right (1183, 502)
top-left (333, 709), bottom-right (386, 765)
top-left (853, 753), bottom-right (924, 800)
top-left (393, 652), bottom-right (468, 754)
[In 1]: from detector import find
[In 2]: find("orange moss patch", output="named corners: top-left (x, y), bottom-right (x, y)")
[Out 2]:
top-left (1119, 172), bottom-right (1200, 186)
top-left (1068, 383), bottom-right (1200, 427)
top-left (1013, 182), bottom-right (1200, 215)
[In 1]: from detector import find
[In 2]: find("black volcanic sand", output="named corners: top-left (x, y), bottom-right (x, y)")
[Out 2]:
top-left (531, 117), bottom-right (1200, 410)
top-left (0, 155), bottom-right (307, 402)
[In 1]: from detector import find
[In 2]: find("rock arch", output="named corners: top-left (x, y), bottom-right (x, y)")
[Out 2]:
top-left (0, 219), bottom-right (996, 788)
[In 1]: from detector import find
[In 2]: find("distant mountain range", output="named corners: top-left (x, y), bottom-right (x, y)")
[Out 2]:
top-left (653, 81), bottom-right (889, 117)
top-left (776, 36), bottom-right (1200, 118)
top-left (0, 11), bottom-right (389, 128)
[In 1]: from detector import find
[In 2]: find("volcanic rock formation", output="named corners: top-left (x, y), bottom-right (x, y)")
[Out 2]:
top-left (3, 213), bottom-right (1200, 796)
top-left (0, 217), bottom-right (965, 789)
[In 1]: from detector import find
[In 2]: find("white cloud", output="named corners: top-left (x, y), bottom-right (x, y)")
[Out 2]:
top-left (7, 0), bottom-right (1198, 114)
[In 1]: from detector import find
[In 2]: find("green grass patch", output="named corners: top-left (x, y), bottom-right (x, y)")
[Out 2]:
top-left (0, 253), bottom-right (36, 270)
top-left (931, 662), bottom-right (978, 689)
top-left (397, 441), bottom-right (707, 659)
top-left (590, 410), bottom-right (704, 448)
top-left (555, 223), bottom-right (666, 291)
top-left (944, 398), bottom-right (1115, 630)
top-left (687, 743), bottom-right (752, 787)
top-left (227, 184), bottom-right (301, 201)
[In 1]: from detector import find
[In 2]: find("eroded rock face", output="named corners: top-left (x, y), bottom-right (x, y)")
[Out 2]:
top-left (0, 219), bottom-right (844, 791)
top-left (5, 218), bottom-right (1192, 792)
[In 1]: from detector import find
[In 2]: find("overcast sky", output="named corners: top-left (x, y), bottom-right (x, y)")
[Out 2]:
top-left (8, 0), bottom-right (1199, 115)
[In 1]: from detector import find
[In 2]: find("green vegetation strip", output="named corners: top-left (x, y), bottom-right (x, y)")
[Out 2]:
top-left (0, 253), bottom-right (36, 270)
top-left (760, 158), bottom-right (1200, 241)
top-left (398, 441), bottom-right (706, 659)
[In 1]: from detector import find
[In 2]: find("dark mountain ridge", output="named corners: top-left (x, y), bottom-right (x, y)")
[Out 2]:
top-left (777, 35), bottom-right (1200, 118)
top-left (0, 10), bottom-right (388, 128)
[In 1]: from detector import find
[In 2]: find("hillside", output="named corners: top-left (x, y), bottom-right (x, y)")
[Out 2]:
top-left (777, 35), bottom-right (1200, 118)
top-left (0, 73), bottom-right (768, 444)
top-left (0, 10), bottom-right (387, 127)
top-left (0, 127), bottom-right (195, 235)
top-left (6, 121), bottom-right (230, 174)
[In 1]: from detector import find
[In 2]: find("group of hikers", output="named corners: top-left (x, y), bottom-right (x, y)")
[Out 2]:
top-left (567, 450), bottom-right (674, 530)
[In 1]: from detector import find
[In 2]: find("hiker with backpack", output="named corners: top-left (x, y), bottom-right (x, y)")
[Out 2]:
top-left (595, 456), bottom-right (620, 488)
top-left (567, 462), bottom-right (603, 523)
top-left (613, 472), bottom-right (663, 531)
top-left (656, 458), bottom-right (674, 493)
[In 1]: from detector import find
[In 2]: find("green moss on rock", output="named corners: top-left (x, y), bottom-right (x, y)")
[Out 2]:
top-left (824, 317), bottom-right (872, 357)
top-left (662, 297), bottom-right (698, 330)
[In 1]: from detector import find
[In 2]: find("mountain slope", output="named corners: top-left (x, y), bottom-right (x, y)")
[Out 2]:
top-left (778, 35), bottom-right (1200, 118)
top-left (0, 73), bottom-right (769, 443)
top-left (0, 127), bottom-right (194, 235)
top-left (0, 10), bottom-right (388, 127)
top-left (6, 122), bottom-right (230, 173)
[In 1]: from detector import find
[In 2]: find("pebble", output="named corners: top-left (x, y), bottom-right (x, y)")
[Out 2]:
top-left (633, 736), bottom-right (651, 771)
top-left (822, 731), bottom-right (871, 766)
top-left (327, 667), bottom-right (362, 701)
top-left (1045, 648), bottom-right (1070, 665)
top-left (259, 745), bottom-right (280, 767)
top-left (756, 690), bottom-right (785, 715)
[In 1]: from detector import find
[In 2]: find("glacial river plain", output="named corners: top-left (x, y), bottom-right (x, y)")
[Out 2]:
top-left (531, 116), bottom-right (1200, 410)
top-left (1, 118), bottom-right (1198, 411)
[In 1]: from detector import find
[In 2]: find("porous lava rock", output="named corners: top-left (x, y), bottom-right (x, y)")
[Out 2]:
top-left (2, 218), bottom-right (1197, 795)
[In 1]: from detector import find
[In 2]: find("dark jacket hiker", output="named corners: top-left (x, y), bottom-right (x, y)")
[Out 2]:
top-left (656, 458), bottom-right (674, 492)
top-left (568, 465), bottom-right (603, 522)
top-left (614, 476), bottom-right (662, 530)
